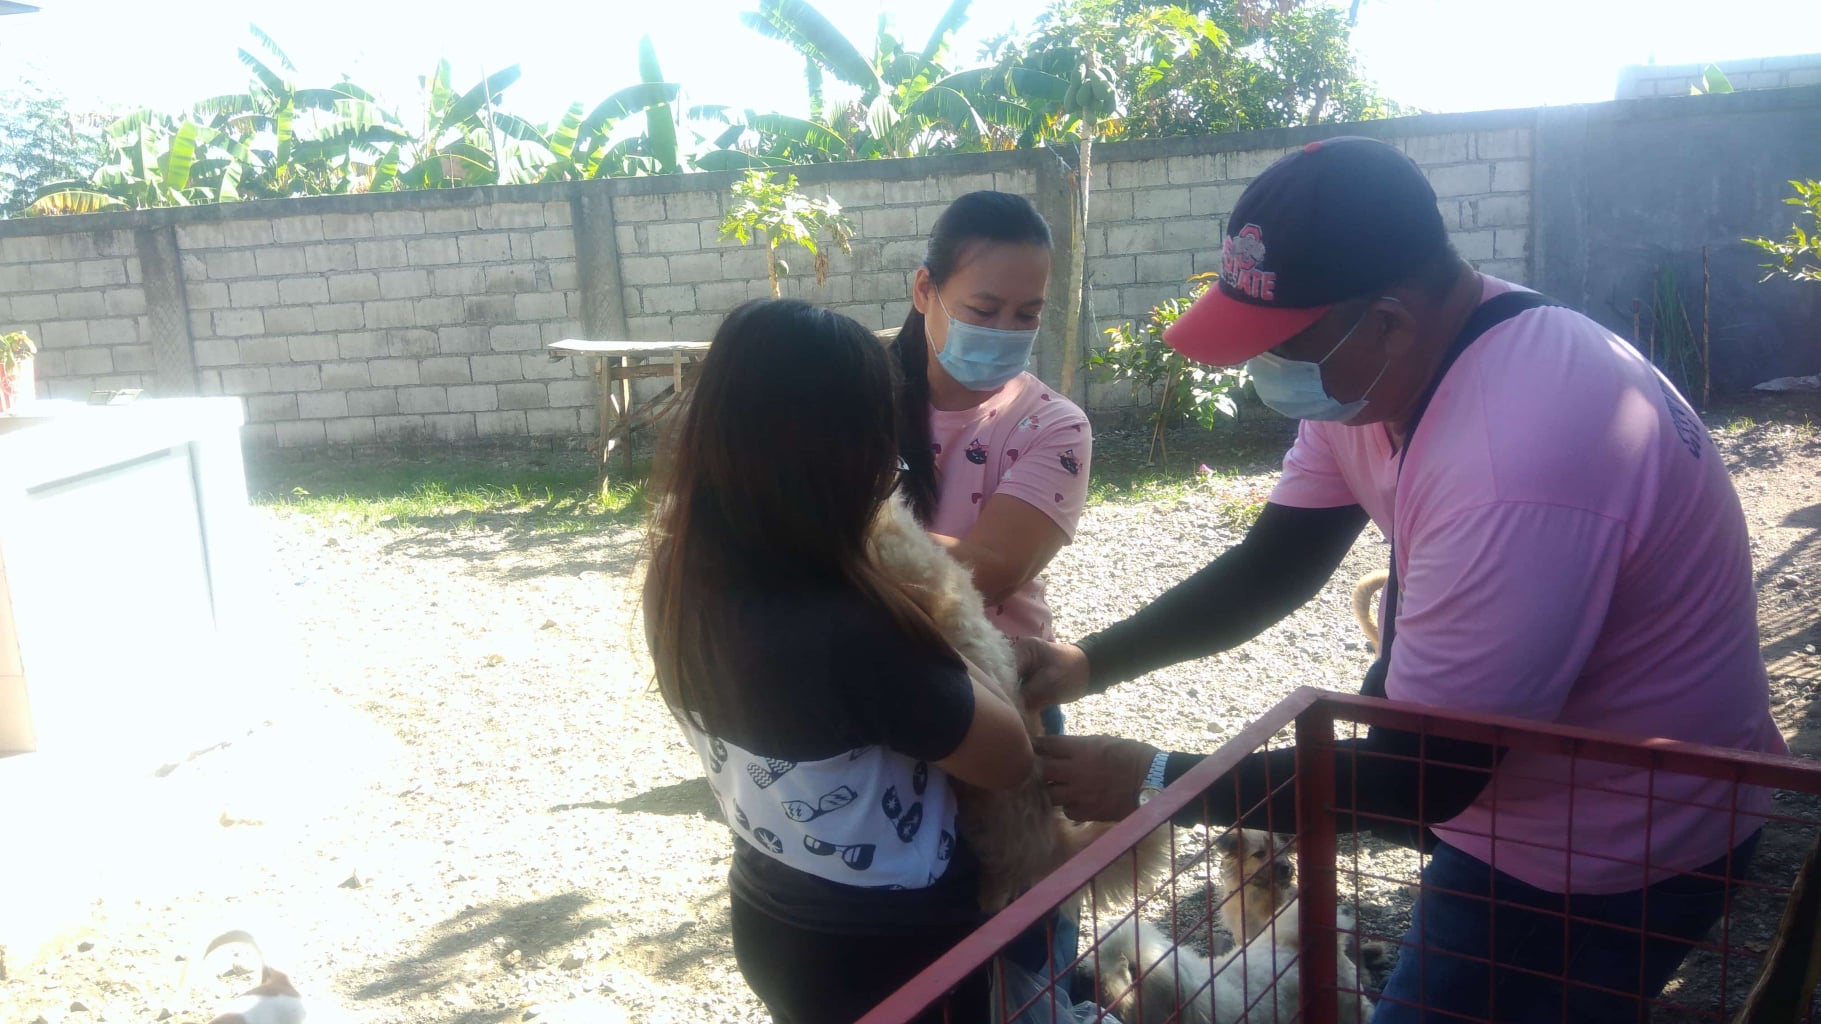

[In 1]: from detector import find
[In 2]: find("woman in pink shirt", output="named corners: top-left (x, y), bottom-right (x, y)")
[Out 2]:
top-left (886, 190), bottom-right (1094, 984)
top-left (888, 191), bottom-right (1094, 693)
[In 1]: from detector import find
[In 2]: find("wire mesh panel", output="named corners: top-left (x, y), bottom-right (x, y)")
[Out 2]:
top-left (860, 689), bottom-right (1821, 1024)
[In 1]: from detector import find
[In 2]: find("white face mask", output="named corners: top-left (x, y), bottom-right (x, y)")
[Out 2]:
top-left (932, 293), bottom-right (1038, 392)
top-left (1245, 299), bottom-right (1395, 423)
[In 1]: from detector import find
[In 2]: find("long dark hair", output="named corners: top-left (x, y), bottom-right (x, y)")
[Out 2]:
top-left (891, 190), bottom-right (1053, 523)
top-left (645, 298), bottom-right (953, 725)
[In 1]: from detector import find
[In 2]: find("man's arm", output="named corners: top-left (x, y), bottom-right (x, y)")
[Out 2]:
top-left (1043, 499), bottom-right (1628, 839)
top-left (1158, 732), bottom-right (1500, 839)
top-left (1075, 502), bottom-right (1369, 691)
top-left (1036, 729), bottom-right (1497, 841)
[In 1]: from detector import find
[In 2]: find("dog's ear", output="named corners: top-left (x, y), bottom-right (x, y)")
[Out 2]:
top-left (1245, 829), bottom-right (1283, 860)
top-left (1212, 829), bottom-right (1239, 857)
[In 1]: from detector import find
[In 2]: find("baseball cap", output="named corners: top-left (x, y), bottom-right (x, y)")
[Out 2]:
top-left (1162, 135), bottom-right (1451, 366)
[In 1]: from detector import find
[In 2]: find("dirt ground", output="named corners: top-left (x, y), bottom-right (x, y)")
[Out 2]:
top-left (1, 399), bottom-right (1815, 1024)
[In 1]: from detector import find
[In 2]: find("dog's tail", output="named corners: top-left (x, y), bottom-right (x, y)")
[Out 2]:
top-left (183, 929), bottom-right (266, 991)
top-left (1350, 569), bottom-right (1390, 653)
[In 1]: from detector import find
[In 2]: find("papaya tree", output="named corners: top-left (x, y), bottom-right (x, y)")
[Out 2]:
top-left (719, 169), bottom-right (855, 297)
top-left (996, 0), bottom-right (1227, 396)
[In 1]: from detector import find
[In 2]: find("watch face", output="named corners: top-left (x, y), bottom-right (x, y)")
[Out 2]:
top-left (1138, 787), bottom-right (1159, 806)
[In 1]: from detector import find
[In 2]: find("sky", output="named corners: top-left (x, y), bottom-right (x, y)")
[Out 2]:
top-left (3, 0), bottom-right (1821, 126)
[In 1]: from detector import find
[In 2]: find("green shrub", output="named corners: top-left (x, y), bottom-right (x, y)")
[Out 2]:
top-left (1086, 273), bottom-right (1250, 463)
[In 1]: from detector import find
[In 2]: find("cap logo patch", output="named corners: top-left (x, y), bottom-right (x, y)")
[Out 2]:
top-left (1221, 223), bottom-right (1276, 301)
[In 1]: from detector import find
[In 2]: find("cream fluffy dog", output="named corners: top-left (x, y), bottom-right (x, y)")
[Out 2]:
top-left (1093, 829), bottom-right (1376, 1023)
top-left (866, 493), bottom-right (1169, 912)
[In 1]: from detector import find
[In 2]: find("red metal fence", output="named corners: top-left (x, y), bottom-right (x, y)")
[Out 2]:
top-left (859, 687), bottom-right (1821, 1024)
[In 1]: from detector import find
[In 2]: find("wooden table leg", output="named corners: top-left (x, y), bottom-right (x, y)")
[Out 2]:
top-left (597, 356), bottom-right (624, 487)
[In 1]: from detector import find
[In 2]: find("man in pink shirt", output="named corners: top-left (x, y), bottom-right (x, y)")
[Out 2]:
top-left (1021, 137), bottom-right (1786, 1020)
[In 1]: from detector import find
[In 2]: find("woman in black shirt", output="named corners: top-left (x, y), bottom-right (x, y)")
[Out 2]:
top-left (644, 299), bottom-right (1036, 1024)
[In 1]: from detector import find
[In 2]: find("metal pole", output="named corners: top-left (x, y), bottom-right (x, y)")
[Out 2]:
top-left (1296, 704), bottom-right (1342, 1022)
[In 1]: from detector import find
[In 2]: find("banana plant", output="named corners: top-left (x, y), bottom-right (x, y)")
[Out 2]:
top-left (721, 0), bottom-right (1014, 163)
top-left (391, 61), bottom-right (524, 188)
top-left (28, 110), bottom-right (225, 213)
top-left (188, 27), bottom-right (404, 198)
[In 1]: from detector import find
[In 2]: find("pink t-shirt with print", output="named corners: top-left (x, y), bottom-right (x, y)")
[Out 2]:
top-left (1270, 275), bottom-right (1787, 894)
top-left (928, 372), bottom-right (1092, 642)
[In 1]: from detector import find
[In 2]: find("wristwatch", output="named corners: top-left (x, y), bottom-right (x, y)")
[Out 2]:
top-left (1136, 750), bottom-right (1170, 806)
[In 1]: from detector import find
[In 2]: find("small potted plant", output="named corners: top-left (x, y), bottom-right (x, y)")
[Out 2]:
top-left (1, 331), bottom-right (37, 415)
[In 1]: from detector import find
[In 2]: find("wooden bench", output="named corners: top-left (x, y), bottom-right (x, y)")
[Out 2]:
top-left (549, 326), bottom-right (904, 484)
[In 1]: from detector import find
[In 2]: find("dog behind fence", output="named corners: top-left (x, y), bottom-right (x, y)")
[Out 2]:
top-left (856, 689), bottom-right (1821, 1024)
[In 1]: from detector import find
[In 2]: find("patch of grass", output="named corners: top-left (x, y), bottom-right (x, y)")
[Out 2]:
top-left (1718, 415), bottom-right (1759, 436)
top-left (1086, 474), bottom-right (1196, 506)
top-left (1211, 495), bottom-right (1266, 531)
top-left (247, 453), bottom-right (649, 533)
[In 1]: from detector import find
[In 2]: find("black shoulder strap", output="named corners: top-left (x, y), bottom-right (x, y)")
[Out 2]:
top-left (1361, 290), bottom-right (1564, 699)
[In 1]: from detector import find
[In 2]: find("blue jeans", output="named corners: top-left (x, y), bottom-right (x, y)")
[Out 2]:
top-left (1375, 832), bottom-right (1760, 1023)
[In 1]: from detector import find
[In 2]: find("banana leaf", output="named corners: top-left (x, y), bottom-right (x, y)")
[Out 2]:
top-left (742, 0), bottom-right (885, 98)
top-left (638, 36), bottom-right (679, 174)
top-left (24, 186), bottom-right (126, 216)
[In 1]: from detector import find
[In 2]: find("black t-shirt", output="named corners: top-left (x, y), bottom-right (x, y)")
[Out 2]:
top-left (702, 582), bottom-right (976, 761)
top-left (678, 581), bottom-right (987, 934)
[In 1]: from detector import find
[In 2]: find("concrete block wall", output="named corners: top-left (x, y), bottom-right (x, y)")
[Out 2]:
top-left (609, 165), bottom-right (1041, 343)
top-left (1616, 53), bottom-right (1821, 98)
top-left (3, 86), bottom-right (1817, 448)
top-left (0, 229), bottom-right (151, 395)
top-left (171, 200), bottom-right (585, 448)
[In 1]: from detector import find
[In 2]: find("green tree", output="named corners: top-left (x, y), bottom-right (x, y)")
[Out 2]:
top-left (719, 169), bottom-right (855, 297)
top-left (1746, 180), bottom-right (1821, 284)
top-left (1089, 273), bottom-right (1250, 462)
top-left (1048, 0), bottom-right (1400, 141)
top-left (991, 0), bottom-right (1227, 396)
top-left (0, 78), bottom-right (108, 217)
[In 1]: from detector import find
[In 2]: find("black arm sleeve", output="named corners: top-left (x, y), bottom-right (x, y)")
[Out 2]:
top-left (1160, 726), bottom-right (1504, 845)
top-left (1075, 502), bottom-right (1370, 691)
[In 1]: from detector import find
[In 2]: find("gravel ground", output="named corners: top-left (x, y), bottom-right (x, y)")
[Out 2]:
top-left (1, 405), bottom-right (1815, 1024)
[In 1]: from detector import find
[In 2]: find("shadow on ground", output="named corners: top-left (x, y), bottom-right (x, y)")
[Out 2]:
top-left (620, 887), bottom-right (738, 983)
top-left (549, 777), bottom-right (719, 820)
top-left (350, 892), bottom-right (611, 1021)
top-left (381, 522), bottom-right (648, 583)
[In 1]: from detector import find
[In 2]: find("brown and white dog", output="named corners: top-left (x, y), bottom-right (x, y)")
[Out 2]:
top-left (193, 931), bottom-right (307, 1024)
top-left (866, 493), bottom-right (1170, 912)
top-left (1092, 830), bottom-right (1377, 1023)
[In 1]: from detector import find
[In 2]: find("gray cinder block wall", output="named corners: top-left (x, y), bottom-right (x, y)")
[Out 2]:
top-left (2, 86), bottom-right (1817, 449)
top-left (1616, 54), bottom-right (1821, 98)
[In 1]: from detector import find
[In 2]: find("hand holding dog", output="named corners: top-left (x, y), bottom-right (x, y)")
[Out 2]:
top-left (1015, 637), bottom-right (1092, 710)
top-left (1034, 734), bottom-right (1160, 822)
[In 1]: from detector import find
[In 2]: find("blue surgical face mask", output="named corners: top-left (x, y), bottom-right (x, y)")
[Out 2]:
top-left (1245, 299), bottom-right (1395, 423)
top-left (931, 293), bottom-right (1038, 392)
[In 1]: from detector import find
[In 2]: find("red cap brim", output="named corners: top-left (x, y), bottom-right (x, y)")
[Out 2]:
top-left (1162, 285), bottom-right (1332, 366)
